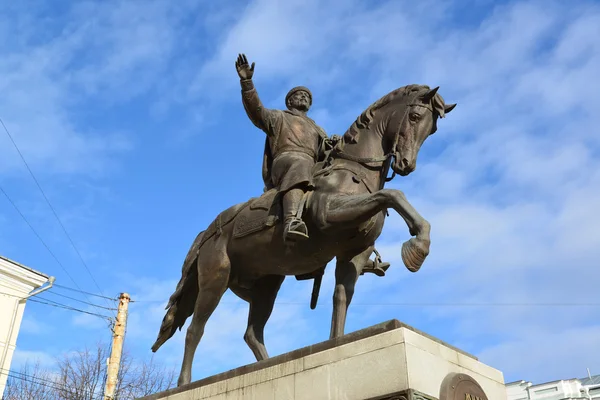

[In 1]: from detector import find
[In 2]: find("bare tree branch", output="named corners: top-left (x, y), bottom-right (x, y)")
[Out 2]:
top-left (4, 342), bottom-right (175, 400)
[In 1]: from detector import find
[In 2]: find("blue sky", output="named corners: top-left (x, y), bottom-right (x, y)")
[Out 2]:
top-left (1, 0), bottom-right (599, 387)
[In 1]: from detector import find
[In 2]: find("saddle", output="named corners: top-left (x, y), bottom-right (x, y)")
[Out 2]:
top-left (232, 189), bottom-right (282, 238)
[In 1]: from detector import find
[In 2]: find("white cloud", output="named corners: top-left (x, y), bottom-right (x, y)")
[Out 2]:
top-left (190, 0), bottom-right (449, 104)
top-left (71, 307), bottom-right (114, 331)
top-left (11, 349), bottom-right (56, 370)
top-left (478, 325), bottom-right (600, 382)
top-left (0, 0), bottom-right (196, 176)
top-left (18, 316), bottom-right (54, 335)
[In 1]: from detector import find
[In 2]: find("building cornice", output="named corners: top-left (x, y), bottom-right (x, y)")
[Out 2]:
top-left (0, 256), bottom-right (49, 292)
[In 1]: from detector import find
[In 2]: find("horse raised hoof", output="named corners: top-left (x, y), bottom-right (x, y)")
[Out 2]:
top-left (401, 238), bottom-right (429, 273)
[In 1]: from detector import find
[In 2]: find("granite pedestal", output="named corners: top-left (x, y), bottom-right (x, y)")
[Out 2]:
top-left (138, 320), bottom-right (506, 400)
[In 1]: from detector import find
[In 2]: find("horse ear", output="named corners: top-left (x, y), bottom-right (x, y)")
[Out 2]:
top-left (444, 103), bottom-right (457, 114)
top-left (421, 86), bottom-right (439, 102)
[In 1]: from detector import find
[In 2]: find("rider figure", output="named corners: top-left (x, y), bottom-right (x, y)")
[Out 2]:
top-left (235, 53), bottom-right (390, 276)
top-left (236, 53), bottom-right (328, 242)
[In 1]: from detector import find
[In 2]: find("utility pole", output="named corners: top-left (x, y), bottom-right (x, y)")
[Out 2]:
top-left (103, 292), bottom-right (130, 400)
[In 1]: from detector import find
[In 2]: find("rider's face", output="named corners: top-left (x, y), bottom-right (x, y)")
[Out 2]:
top-left (288, 91), bottom-right (310, 112)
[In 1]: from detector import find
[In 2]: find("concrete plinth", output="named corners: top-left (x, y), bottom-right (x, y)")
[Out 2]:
top-left (139, 320), bottom-right (506, 400)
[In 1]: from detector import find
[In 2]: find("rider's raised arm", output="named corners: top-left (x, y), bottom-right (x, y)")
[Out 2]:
top-left (240, 79), bottom-right (279, 135)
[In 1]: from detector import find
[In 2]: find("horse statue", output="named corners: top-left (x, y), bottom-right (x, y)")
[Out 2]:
top-left (151, 84), bottom-right (456, 386)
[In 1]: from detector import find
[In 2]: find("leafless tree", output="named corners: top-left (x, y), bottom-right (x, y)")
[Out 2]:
top-left (3, 362), bottom-right (58, 400)
top-left (115, 355), bottom-right (176, 399)
top-left (54, 343), bottom-right (108, 400)
top-left (3, 342), bottom-right (175, 400)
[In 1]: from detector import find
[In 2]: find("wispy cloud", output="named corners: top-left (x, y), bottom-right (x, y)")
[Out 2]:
top-left (0, 0), bottom-right (198, 176)
top-left (18, 316), bottom-right (55, 335)
top-left (11, 350), bottom-right (57, 370)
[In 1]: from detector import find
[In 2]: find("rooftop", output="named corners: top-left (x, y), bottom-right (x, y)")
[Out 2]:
top-left (580, 374), bottom-right (600, 386)
top-left (0, 255), bottom-right (49, 279)
top-left (506, 374), bottom-right (600, 388)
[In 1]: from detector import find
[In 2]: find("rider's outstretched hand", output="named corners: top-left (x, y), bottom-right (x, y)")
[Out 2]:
top-left (236, 53), bottom-right (255, 80)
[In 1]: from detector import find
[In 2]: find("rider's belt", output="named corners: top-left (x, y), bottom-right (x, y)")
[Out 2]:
top-left (274, 147), bottom-right (316, 160)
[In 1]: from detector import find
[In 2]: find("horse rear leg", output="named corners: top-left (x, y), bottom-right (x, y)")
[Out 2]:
top-left (243, 275), bottom-right (284, 361)
top-left (178, 248), bottom-right (231, 387)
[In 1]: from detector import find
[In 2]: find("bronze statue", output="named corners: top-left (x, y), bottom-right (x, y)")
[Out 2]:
top-left (235, 54), bottom-right (388, 299)
top-left (151, 54), bottom-right (456, 387)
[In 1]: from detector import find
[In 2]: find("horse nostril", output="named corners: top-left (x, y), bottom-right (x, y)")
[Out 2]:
top-left (401, 158), bottom-right (409, 168)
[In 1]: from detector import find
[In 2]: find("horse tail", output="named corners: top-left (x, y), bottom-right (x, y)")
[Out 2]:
top-left (151, 201), bottom-right (250, 352)
top-left (151, 230), bottom-right (205, 352)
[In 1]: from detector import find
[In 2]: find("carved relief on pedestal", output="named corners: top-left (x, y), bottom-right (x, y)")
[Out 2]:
top-left (439, 372), bottom-right (489, 400)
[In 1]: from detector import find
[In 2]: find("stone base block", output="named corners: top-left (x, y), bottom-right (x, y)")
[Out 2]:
top-left (138, 320), bottom-right (506, 400)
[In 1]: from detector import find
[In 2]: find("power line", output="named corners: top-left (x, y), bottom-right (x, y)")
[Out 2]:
top-left (0, 284), bottom-right (116, 332)
top-left (54, 283), bottom-right (117, 301)
top-left (0, 280), bottom-right (118, 303)
top-left (28, 298), bottom-right (113, 322)
top-left (0, 185), bottom-right (112, 318)
top-left (1, 367), bottom-right (67, 393)
top-left (6, 286), bottom-right (597, 315)
top-left (1, 367), bottom-right (101, 399)
top-left (2, 367), bottom-right (100, 399)
top-left (0, 187), bottom-right (80, 290)
top-left (30, 296), bottom-right (112, 318)
top-left (16, 291), bottom-right (594, 309)
top-left (0, 287), bottom-right (116, 316)
top-left (0, 283), bottom-right (116, 312)
top-left (129, 298), bottom-right (600, 307)
top-left (4, 278), bottom-right (598, 309)
top-left (38, 294), bottom-right (116, 312)
top-left (45, 290), bottom-right (117, 311)
top-left (0, 116), bottom-right (115, 315)
top-left (3, 371), bottom-right (69, 396)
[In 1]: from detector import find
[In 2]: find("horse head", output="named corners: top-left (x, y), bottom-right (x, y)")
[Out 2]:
top-left (387, 85), bottom-right (456, 175)
top-left (345, 84), bottom-right (456, 177)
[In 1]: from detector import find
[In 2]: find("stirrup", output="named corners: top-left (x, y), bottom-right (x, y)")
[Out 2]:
top-left (361, 249), bottom-right (390, 277)
top-left (284, 218), bottom-right (309, 242)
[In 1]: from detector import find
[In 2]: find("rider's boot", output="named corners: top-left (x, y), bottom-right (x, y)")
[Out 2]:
top-left (282, 188), bottom-right (309, 242)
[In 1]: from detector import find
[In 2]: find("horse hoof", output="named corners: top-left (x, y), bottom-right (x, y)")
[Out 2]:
top-left (401, 238), bottom-right (428, 273)
top-left (177, 373), bottom-right (192, 387)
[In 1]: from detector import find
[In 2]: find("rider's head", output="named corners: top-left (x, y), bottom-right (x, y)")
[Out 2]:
top-left (286, 86), bottom-right (312, 113)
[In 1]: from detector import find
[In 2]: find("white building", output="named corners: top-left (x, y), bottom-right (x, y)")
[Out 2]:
top-left (0, 255), bottom-right (53, 397)
top-left (507, 374), bottom-right (600, 400)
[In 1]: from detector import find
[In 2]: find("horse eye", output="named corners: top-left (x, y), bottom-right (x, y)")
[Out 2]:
top-left (409, 113), bottom-right (420, 122)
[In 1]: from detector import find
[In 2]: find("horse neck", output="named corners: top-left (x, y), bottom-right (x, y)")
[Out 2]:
top-left (335, 122), bottom-right (388, 190)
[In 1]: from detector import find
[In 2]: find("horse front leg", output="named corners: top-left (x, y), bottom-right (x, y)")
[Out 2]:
top-left (330, 246), bottom-right (373, 339)
top-left (326, 189), bottom-right (431, 272)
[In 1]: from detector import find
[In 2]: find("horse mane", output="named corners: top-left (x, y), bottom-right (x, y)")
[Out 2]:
top-left (344, 84), bottom-right (449, 143)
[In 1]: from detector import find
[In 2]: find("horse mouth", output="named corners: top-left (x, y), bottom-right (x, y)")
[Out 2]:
top-left (393, 158), bottom-right (415, 176)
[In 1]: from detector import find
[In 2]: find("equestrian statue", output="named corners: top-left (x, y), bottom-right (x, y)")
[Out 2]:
top-left (151, 53), bottom-right (456, 387)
